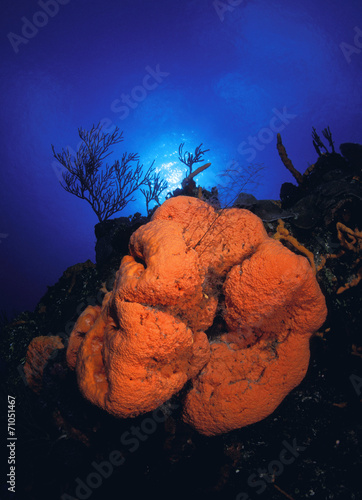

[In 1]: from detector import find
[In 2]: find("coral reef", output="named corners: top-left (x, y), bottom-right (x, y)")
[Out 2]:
top-left (63, 196), bottom-right (326, 435)
top-left (3, 132), bottom-right (362, 499)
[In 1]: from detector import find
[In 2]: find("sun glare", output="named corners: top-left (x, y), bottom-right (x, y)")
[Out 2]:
top-left (148, 144), bottom-right (187, 196)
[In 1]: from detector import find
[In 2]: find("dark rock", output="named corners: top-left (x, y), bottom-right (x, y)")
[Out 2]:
top-left (291, 178), bottom-right (362, 229)
top-left (232, 192), bottom-right (257, 207)
top-left (95, 213), bottom-right (149, 275)
top-left (340, 142), bottom-right (362, 173)
top-left (280, 181), bottom-right (303, 208)
top-left (302, 152), bottom-right (349, 189)
top-left (233, 193), bottom-right (294, 222)
top-left (33, 260), bottom-right (103, 337)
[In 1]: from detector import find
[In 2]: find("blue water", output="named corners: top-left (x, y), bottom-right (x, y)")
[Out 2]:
top-left (0, 0), bottom-right (361, 318)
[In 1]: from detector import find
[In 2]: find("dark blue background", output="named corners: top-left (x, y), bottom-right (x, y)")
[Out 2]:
top-left (1, 0), bottom-right (361, 319)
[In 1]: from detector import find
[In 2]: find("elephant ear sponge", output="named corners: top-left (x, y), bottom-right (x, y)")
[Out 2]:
top-left (64, 196), bottom-right (327, 435)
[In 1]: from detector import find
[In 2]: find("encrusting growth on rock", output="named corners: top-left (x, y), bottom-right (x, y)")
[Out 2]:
top-left (334, 222), bottom-right (362, 294)
top-left (337, 267), bottom-right (362, 294)
top-left (316, 221), bottom-right (362, 293)
top-left (24, 336), bottom-right (64, 394)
